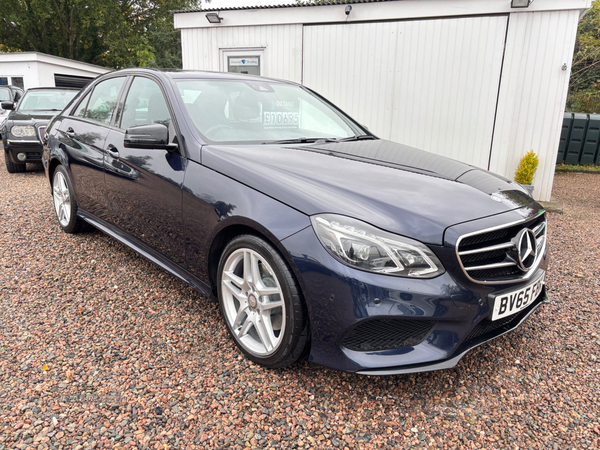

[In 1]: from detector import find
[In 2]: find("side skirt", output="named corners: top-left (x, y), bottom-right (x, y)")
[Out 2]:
top-left (78, 211), bottom-right (215, 300)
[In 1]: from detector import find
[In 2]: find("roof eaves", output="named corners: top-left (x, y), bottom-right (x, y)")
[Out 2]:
top-left (172, 0), bottom-right (395, 14)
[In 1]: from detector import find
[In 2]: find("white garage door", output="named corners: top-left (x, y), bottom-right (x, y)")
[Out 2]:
top-left (303, 16), bottom-right (508, 169)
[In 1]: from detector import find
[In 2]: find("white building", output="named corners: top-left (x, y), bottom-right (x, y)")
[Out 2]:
top-left (0, 52), bottom-right (110, 90)
top-left (174, 0), bottom-right (591, 201)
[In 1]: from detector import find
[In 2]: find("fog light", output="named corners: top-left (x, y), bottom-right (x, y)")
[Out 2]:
top-left (17, 152), bottom-right (27, 162)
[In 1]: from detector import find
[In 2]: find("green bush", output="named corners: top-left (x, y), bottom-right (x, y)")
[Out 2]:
top-left (566, 90), bottom-right (600, 114)
top-left (514, 151), bottom-right (540, 185)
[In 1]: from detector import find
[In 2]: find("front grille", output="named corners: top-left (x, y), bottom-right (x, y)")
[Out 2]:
top-left (342, 319), bottom-right (435, 352)
top-left (457, 214), bottom-right (547, 284)
top-left (460, 249), bottom-right (506, 264)
top-left (461, 229), bottom-right (509, 247)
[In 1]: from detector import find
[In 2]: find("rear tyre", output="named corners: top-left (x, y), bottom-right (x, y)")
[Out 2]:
top-left (52, 165), bottom-right (90, 233)
top-left (218, 235), bottom-right (309, 368)
top-left (5, 151), bottom-right (26, 173)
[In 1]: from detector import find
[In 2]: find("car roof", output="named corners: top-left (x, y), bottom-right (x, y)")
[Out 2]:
top-left (0, 86), bottom-right (22, 94)
top-left (25, 87), bottom-right (80, 92)
top-left (101, 67), bottom-right (301, 87)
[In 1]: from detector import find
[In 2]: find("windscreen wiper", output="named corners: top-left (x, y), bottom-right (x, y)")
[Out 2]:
top-left (338, 135), bottom-right (377, 142)
top-left (263, 137), bottom-right (339, 145)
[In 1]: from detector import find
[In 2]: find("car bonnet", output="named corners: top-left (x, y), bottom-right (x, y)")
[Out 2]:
top-left (202, 139), bottom-right (538, 245)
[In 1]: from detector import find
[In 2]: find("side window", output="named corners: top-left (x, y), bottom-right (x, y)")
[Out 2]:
top-left (73, 92), bottom-right (92, 117)
top-left (120, 77), bottom-right (171, 130)
top-left (85, 77), bottom-right (126, 124)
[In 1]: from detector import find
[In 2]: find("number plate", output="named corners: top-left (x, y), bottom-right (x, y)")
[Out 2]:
top-left (490, 272), bottom-right (545, 321)
top-left (264, 111), bottom-right (299, 128)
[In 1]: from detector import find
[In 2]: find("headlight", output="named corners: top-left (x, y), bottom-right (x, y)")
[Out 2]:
top-left (311, 214), bottom-right (445, 278)
top-left (11, 125), bottom-right (36, 138)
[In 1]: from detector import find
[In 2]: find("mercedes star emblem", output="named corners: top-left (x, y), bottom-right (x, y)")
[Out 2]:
top-left (515, 229), bottom-right (537, 271)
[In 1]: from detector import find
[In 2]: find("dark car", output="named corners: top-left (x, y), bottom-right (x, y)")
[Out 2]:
top-left (42, 69), bottom-right (548, 374)
top-left (2, 87), bottom-right (78, 173)
top-left (0, 85), bottom-right (24, 138)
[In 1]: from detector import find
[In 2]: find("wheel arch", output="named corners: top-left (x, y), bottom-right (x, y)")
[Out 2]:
top-left (47, 145), bottom-right (71, 191)
top-left (48, 158), bottom-right (62, 189)
top-left (207, 218), bottom-right (310, 308)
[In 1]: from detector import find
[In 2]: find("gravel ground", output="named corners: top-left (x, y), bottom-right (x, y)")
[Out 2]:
top-left (0, 153), bottom-right (599, 450)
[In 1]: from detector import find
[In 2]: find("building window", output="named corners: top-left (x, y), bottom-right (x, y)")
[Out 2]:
top-left (221, 49), bottom-right (264, 76)
top-left (0, 76), bottom-right (25, 88)
top-left (11, 77), bottom-right (24, 89)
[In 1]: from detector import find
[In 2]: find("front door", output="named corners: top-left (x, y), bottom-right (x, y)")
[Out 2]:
top-left (56, 76), bottom-right (127, 218)
top-left (103, 76), bottom-right (186, 266)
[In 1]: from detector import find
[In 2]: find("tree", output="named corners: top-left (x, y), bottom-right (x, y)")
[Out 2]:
top-left (567, 1), bottom-right (600, 113)
top-left (0, 0), bottom-right (199, 69)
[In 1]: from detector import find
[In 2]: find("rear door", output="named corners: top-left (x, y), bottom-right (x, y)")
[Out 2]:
top-left (56, 76), bottom-right (127, 217)
top-left (103, 75), bottom-right (186, 266)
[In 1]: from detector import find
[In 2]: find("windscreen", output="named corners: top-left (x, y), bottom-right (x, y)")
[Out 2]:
top-left (19, 90), bottom-right (78, 111)
top-left (176, 79), bottom-right (365, 144)
top-left (0, 89), bottom-right (10, 102)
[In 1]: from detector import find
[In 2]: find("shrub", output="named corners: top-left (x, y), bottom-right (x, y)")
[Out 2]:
top-left (514, 151), bottom-right (540, 185)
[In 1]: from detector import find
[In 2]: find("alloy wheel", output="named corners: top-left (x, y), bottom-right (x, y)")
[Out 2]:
top-left (221, 248), bottom-right (286, 357)
top-left (53, 171), bottom-right (71, 227)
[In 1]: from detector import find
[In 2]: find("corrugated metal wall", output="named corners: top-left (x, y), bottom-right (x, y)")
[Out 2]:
top-left (177, 8), bottom-right (583, 201)
top-left (302, 17), bottom-right (508, 170)
top-left (489, 10), bottom-right (580, 201)
top-left (181, 25), bottom-right (303, 83)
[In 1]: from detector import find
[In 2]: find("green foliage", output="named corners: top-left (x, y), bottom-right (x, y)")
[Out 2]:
top-left (567, 1), bottom-right (600, 113)
top-left (0, 0), bottom-right (199, 69)
top-left (556, 163), bottom-right (600, 172)
top-left (514, 151), bottom-right (540, 185)
top-left (146, 28), bottom-right (183, 69)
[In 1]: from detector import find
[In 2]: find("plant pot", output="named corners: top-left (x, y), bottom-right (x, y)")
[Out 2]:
top-left (522, 184), bottom-right (534, 195)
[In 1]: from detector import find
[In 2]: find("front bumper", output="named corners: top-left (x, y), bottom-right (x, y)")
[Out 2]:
top-left (5, 139), bottom-right (43, 163)
top-left (281, 211), bottom-right (549, 374)
top-left (357, 287), bottom-right (548, 375)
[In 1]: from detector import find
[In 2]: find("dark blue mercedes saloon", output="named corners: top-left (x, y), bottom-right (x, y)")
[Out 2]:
top-left (42, 68), bottom-right (549, 374)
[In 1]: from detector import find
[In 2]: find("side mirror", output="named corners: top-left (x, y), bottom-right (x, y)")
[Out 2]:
top-left (1, 102), bottom-right (15, 111)
top-left (124, 123), bottom-right (177, 151)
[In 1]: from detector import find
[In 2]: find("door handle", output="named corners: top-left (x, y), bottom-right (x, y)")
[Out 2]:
top-left (106, 144), bottom-right (120, 159)
top-left (65, 127), bottom-right (75, 137)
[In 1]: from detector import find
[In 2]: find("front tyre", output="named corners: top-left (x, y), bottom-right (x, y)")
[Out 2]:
top-left (52, 165), bottom-right (89, 233)
top-left (218, 235), bottom-right (309, 368)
